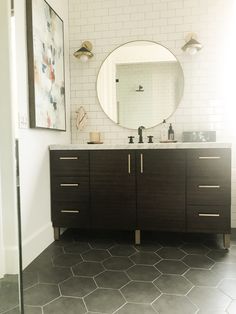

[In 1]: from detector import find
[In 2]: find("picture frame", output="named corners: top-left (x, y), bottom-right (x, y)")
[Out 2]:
top-left (26, 0), bottom-right (66, 131)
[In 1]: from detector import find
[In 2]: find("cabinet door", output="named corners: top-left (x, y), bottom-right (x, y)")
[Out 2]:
top-left (90, 150), bottom-right (136, 230)
top-left (136, 150), bottom-right (186, 231)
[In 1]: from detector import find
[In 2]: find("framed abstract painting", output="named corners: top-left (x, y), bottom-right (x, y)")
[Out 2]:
top-left (26, 0), bottom-right (66, 130)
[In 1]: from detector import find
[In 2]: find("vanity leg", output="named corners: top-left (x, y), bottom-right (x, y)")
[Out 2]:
top-left (54, 227), bottom-right (60, 241)
top-left (223, 233), bottom-right (230, 249)
top-left (135, 230), bottom-right (141, 245)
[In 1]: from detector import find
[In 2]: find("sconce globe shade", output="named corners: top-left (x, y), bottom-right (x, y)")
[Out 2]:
top-left (182, 37), bottom-right (202, 55)
top-left (80, 54), bottom-right (89, 62)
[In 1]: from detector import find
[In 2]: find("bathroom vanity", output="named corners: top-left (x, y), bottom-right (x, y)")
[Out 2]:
top-left (49, 143), bottom-right (231, 247)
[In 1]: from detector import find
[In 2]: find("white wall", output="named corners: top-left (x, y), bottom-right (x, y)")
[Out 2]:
top-left (14, 0), bottom-right (71, 268)
top-left (69, 0), bottom-right (236, 227)
top-left (0, 0), bottom-right (19, 275)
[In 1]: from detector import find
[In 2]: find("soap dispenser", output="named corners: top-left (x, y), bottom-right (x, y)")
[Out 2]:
top-left (168, 123), bottom-right (175, 141)
top-left (160, 119), bottom-right (168, 141)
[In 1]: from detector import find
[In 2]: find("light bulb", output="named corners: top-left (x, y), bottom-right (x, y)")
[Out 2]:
top-left (186, 47), bottom-right (197, 55)
top-left (80, 54), bottom-right (89, 62)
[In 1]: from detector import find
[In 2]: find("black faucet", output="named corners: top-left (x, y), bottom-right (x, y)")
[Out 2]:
top-left (138, 126), bottom-right (145, 143)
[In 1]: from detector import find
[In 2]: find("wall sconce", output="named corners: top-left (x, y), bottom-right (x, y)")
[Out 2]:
top-left (73, 41), bottom-right (93, 62)
top-left (182, 33), bottom-right (202, 55)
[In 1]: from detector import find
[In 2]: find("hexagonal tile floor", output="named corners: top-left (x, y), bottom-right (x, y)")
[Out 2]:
top-left (2, 229), bottom-right (236, 313)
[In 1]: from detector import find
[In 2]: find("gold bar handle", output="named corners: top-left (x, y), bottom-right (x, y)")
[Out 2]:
top-left (198, 156), bottom-right (221, 160)
top-left (198, 185), bottom-right (220, 189)
top-left (128, 154), bottom-right (131, 174)
top-left (61, 210), bottom-right (80, 213)
top-left (140, 153), bottom-right (143, 173)
top-left (59, 157), bottom-right (78, 160)
top-left (198, 213), bottom-right (220, 217)
top-left (60, 183), bottom-right (80, 187)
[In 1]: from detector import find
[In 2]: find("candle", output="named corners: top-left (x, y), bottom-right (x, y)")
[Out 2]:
top-left (89, 132), bottom-right (101, 143)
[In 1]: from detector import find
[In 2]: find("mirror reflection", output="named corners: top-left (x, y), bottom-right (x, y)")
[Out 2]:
top-left (97, 41), bottom-right (184, 129)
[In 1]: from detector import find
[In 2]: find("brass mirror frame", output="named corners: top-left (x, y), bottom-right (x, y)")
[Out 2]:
top-left (96, 40), bottom-right (184, 130)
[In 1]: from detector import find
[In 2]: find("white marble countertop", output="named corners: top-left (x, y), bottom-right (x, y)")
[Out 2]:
top-left (49, 142), bottom-right (231, 150)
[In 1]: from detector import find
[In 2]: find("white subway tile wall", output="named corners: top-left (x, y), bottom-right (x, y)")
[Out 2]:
top-left (68, 0), bottom-right (236, 227)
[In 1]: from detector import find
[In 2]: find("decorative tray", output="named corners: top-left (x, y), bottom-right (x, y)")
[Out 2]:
top-left (159, 140), bottom-right (177, 143)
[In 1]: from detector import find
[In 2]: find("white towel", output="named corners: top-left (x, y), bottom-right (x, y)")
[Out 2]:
top-left (76, 106), bottom-right (88, 131)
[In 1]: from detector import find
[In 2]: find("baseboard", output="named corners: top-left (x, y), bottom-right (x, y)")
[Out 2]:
top-left (4, 244), bottom-right (20, 274)
top-left (231, 219), bottom-right (236, 228)
top-left (22, 222), bottom-right (54, 270)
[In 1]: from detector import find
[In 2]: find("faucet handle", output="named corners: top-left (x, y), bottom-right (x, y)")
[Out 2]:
top-left (147, 136), bottom-right (154, 143)
top-left (128, 136), bottom-right (135, 144)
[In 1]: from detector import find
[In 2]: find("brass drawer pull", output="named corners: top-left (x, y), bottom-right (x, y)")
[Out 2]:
top-left (198, 213), bottom-right (220, 217)
top-left (60, 183), bottom-right (80, 187)
top-left (59, 157), bottom-right (79, 160)
top-left (128, 154), bottom-right (131, 174)
top-left (198, 185), bottom-right (220, 189)
top-left (61, 210), bottom-right (80, 213)
top-left (198, 156), bottom-right (221, 160)
top-left (140, 153), bottom-right (143, 173)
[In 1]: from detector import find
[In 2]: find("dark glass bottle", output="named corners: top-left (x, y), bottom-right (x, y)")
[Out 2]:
top-left (168, 123), bottom-right (174, 140)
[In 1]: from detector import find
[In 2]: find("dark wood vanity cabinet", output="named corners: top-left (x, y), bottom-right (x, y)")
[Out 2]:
top-left (186, 149), bottom-right (231, 239)
top-left (90, 150), bottom-right (136, 230)
top-left (136, 150), bottom-right (186, 232)
top-left (50, 150), bottom-right (90, 232)
top-left (50, 148), bottom-right (231, 246)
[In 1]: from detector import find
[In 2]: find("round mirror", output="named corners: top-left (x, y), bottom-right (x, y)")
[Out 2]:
top-left (97, 40), bottom-right (184, 129)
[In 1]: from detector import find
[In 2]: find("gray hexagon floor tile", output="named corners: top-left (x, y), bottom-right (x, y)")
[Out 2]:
top-left (24, 306), bottom-right (42, 314)
top-left (60, 276), bottom-right (96, 297)
top-left (82, 249), bottom-right (110, 262)
top-left (84, 288), bottom-right (125, 313)
top-left (227, 300), bottom-right (236, 314)
top-left (23, 271), bottom-right (38, 290)
top-left (23, 283), bottom-right (60, 306)
top-left (197, 310), bottom-right (227, 314)
top-left (219, 279), bottom-right (236, 299)
top-left (207, 250), bottom-right (236, 263)
top-left (41, 244), bottom-right (64, 258)
top-left (130, 252), bottom-right (161, 265)
top-left (121, 281), bottom-right (160, 303)
top-left (43, 296), bottom-right (86, 314)
top-left (183, 254), bottom-right (214, 269)
top-left (181, 243), bottom-right (209, 255)
top-left (89, 240), bottom-right (115, 250)
top-left (64, 242), bottom-right (90, 254)
top-left (153, 294), bottom-right (197, 314)
top-left (103, 257), bottom-right (133, 270)
top-left (187, 286), bottom-right (231, 311)
top-left (95, 270), bottom-right (129, 289)
top-left (0, 278), bottom-right (19, 313)
top-left (155, 260), bottom-right (188, 275)
top-left (154, 274), bottom-right (193, 295)
top-left (4, 306), bottom-right (42, 314)
top-left (38, 266), bottom-right (72, 284)
top-left (184, 268), bottom-right (223, 287)
top-left (157, 247), bottom-right (185, 259)
top-left (116, 303), bottom-right (157, 314)
top-left (53, 253), bottom-right (82, 267)
top-left (211, 262), bottom-right (236, 278)
top-left (135, 243), bottom-right (162, 252)
top-left (127, 264), bottom-right (160, 281)
top-left (72, 261), bottom-right (104, 276)
top-left (108, 244), bottom-right (136, 256)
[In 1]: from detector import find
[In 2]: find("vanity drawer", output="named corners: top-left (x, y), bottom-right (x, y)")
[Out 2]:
top-left (187, 205), bottom-right (230, 233)
top-left (187, 179), bottom-right (230, 205)
top-left (50, 150), bottom-right (89, 176)
top-left (51, 176), bottom-right (89, 202)
top-left (187, 149), bottom-right (231, 178)
top-left (52, 201), bottom-right (90, 228)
